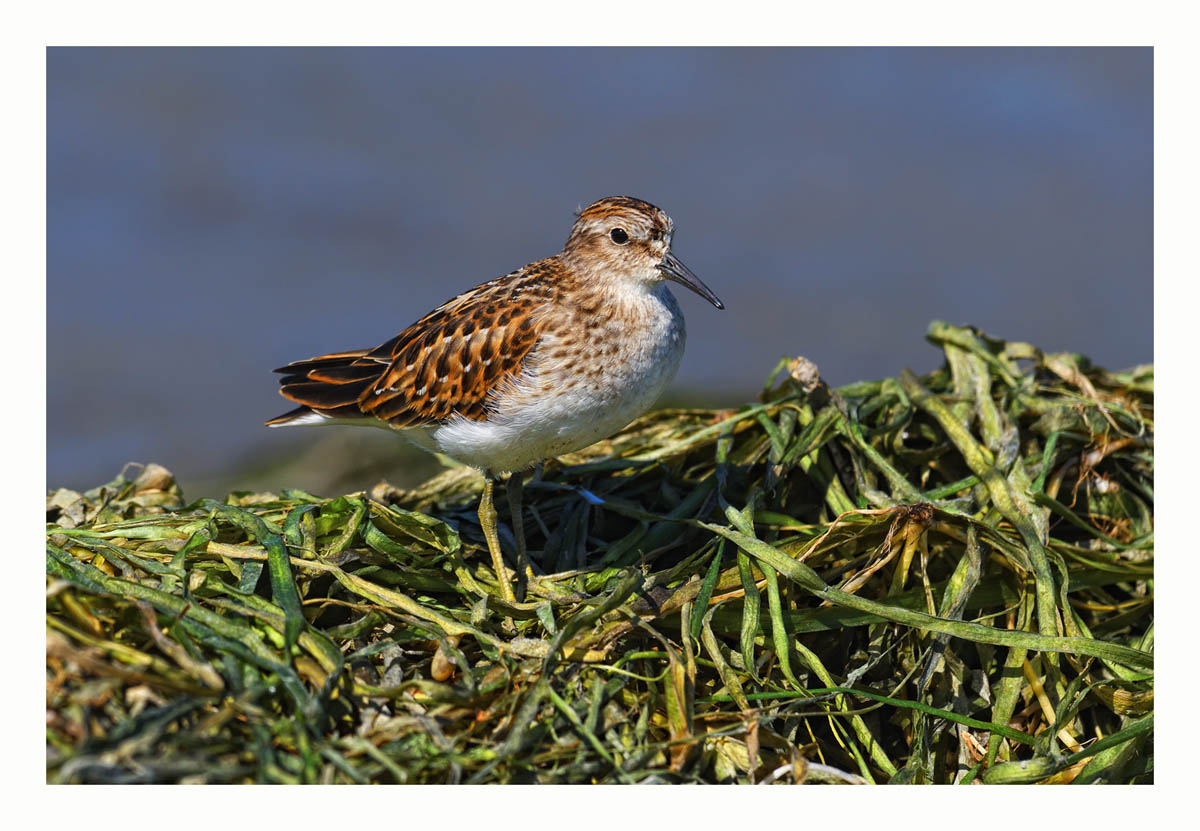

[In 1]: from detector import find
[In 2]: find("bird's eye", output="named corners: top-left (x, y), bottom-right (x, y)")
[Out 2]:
top-left (609, 228), bottom-right (629, 244)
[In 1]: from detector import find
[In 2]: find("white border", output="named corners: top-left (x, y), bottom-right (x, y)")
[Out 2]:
top-left (10, 0), bottom-right (1193, 819)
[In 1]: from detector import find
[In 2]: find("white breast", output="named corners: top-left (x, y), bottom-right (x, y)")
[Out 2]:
top-left (422, 283), bottom-right (686, 474)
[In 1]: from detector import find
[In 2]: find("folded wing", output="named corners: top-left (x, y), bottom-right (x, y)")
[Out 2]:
top-left (267, 259), bottom-right (564, 428)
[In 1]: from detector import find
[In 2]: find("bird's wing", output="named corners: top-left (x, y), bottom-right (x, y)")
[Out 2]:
top-left (269, 258), bottom-right (566, 427)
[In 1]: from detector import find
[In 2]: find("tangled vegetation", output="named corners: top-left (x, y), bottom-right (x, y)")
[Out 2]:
top-left (46, 322), bottom-right (1153, 784)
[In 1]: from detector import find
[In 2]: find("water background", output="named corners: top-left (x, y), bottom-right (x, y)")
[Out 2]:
top-left (47, 47), bottom-right (1152, 496)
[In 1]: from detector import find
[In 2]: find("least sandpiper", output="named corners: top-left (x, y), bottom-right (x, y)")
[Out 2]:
top-left (267, 196), bottom-right (724, 601)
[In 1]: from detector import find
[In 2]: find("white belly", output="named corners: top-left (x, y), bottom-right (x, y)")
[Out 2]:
top-left (420, 285), bottom-right (686, 474)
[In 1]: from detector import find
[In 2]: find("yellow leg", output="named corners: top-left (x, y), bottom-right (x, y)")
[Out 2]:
top-left (507, 472), bottom-right (534, 601)
top-left (479, 476), bottom-right (515, 603)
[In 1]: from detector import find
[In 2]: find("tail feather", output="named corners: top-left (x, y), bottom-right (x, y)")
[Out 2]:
top-left (278, 379), bottom-right (375, 411)
top-left (267, 349), bottom-right (386, 426)
top-left (265, 406), bottom-right (322, 427)
top-left (271, 349), bottom-right (374, 375)
top-left (306, 363), bottom-right (388, 384)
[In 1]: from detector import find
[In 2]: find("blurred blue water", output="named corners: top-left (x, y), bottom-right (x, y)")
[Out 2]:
top-left (47, 47), bottom-right (1152, 492)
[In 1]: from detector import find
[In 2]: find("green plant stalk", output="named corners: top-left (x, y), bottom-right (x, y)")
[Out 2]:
top-left (900, 370), bottom-right (1060, 641)
top-left (698, 522), bottom-right (1152, 670)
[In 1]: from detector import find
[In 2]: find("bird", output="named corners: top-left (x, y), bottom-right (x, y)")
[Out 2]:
top-left (266, 196), bottom-right (724, 603)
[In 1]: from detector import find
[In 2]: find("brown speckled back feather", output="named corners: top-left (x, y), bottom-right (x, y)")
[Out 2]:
top-left (268, 257), bottom-right (571, 428)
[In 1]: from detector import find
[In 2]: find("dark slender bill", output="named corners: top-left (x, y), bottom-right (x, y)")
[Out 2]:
top-left (659, 252), bottom-right (724, 309)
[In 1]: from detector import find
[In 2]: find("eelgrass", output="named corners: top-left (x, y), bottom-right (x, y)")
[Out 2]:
top-left (46, 322), bottom-right (1153, 784)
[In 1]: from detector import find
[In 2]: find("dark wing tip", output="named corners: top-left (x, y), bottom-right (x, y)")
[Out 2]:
top-left (265, 406), bottom-right (314, 426)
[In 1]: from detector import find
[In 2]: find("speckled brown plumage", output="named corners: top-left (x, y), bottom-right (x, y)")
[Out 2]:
top-left (269, 257), bottom-right (572, 427)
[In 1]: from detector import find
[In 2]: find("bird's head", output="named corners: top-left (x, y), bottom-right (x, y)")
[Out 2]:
top-left (561, 195), bottom-right (724, 309)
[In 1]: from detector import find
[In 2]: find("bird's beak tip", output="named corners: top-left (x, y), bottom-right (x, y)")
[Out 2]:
top-left (659, 252), bottom-right (724, 310)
